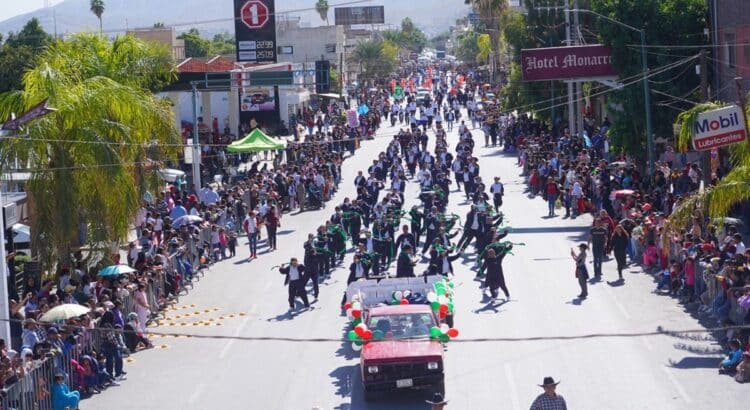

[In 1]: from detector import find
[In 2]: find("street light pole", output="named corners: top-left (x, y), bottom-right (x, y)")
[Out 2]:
top-left (570, 9), bottom-right (654, 175)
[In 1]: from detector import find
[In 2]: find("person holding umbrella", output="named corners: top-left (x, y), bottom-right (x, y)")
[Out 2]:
top-left (530, 377), bottom-right (567, 410)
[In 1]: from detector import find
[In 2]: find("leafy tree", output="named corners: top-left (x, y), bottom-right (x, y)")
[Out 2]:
top-left (455, 29), bottom-right (480, 64)
top-left (351, 40), bottom-right (396, 84)
top-left (592, 0), bottom-right (708, 157)
top-left (465, 0), bottom-right (507, 69)
top-left (178, 28), bottom-right (210, 58)
top-left (0, 34), bottom-right (180, 268)
top-left (209, 32), bottom-right (235, 56)
top-left (667, 102), bottom-right (750, 234)
top-left (90, 0), bottom-right (105, 35)
top-left (477, 34), bottom-right (492, 63)
top-left (381, 18), bottom-right (427, 52)
top-left (0, 18), bottom-right (52, 92)
top-left (315, 0), bottom-right (329, 25)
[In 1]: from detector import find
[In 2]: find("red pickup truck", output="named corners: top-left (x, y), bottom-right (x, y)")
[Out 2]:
top-left (360, 304), bottom-right (445, 401)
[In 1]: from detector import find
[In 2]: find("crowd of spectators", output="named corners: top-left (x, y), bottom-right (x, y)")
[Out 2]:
top-left (476, 107), bottom-right (750, 383)
top-left (0, 92), bottom-right (390, 409)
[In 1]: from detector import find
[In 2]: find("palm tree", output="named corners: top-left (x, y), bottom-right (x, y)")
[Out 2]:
top-left (0, 34), bottom-right (179, 268)
top-left (666, 102), bottom-right (750, 237)
top-left (351, 40), bottom-right (384, 84)
top-left (90, 0), bottom-right (105, 35)
top-left (315, 0), bottom-right (329, 25)
top-left (465, 0), bottom-right (507, 72)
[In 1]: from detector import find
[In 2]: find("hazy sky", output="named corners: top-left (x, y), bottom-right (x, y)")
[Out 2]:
top-left (0, 0), bottom-right (63, 22)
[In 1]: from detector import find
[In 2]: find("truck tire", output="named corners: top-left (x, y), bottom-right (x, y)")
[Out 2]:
top-left (431, 380), bottom-right (445, 397)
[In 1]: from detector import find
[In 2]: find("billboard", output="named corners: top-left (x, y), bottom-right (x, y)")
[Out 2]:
top-left (234, 0), bottom-right (277, 63)
top-left (692, 105), bottom-right (747, 151)
top-left (334, 6), bottom-right (385, 25)
top-left (241, 87), bottom-right (276, 112)
top-left (520, 45), bottom-right (616, 81)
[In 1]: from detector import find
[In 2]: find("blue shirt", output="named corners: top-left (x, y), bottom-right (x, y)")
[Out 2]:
top-left (170, 206), bottom-right (187, 220)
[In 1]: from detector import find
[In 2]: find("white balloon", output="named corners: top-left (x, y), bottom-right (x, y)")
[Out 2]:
top-left (352, 301), bottom-right (361, 310)
top-left (440, 324), bottom-right (449, 334)
top-left (393, 290), bottom-right (403, 300)
top-left (438, 295), bottom-right (448, 304)
top-left (427, 292), bottom-right (438, 302)
top-left (403, 290), bottom-right (412, 298)
top-left (351, 342), bottom-right (362, 351)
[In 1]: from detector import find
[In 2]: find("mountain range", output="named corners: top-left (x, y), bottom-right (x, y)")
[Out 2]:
top-left (0, 0), bottom-right (470, 37)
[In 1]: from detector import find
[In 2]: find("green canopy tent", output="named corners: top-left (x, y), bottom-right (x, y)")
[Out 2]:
top-left (226, 128), bottom-right (285, 153)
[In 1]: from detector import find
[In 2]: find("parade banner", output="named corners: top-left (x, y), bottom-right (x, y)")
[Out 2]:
top-left (692, 105), bottom-right (748, 151)
top-left (521, 45), bottom-right (616, 81)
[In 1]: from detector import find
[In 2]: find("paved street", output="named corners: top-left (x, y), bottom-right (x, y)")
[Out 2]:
top-left (83, 119), bottom-right (745, 410)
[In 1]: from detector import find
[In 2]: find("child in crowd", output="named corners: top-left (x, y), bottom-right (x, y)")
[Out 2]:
top-left (718, 339), bottom-right (743, 374)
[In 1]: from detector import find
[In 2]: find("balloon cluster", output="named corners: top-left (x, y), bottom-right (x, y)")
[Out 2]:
top-left (429, 323), bottom-right (459, 342)
top-left (390, 290), bottom-right (411, 305)
top-left (344, 298), bottom-right (363, 321)
top-left (427, 280), bottom-right (455, 320)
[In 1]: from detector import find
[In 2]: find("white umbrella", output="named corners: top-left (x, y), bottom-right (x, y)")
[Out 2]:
top-left (172, 214), bottom-right (204, 228)
top-left (40, 304), bottom-right (90, 322)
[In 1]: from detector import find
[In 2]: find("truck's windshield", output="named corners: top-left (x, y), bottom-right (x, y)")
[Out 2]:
top-left (368, 313), bottom-right (435, 340)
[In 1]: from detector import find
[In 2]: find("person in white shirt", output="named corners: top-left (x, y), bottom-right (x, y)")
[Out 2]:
top-left (490, 177), bottom-right (505, 213)
top-left (243, 211), bottom-right (259, 259)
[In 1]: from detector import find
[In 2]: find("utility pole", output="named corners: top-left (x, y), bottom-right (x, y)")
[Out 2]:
top-left (700, 49), bottom-right (711, 186)
top-left (573, 0), bottom-right (584, 140)
top-left (641, 29), bottom-right (654, 176)
top-left (191, 84), bottom-right (201, 193)
top-left (564, 2), bottom-right (574, 138)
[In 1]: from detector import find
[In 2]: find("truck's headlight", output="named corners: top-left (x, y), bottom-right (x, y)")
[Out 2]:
top-left (367, 366), bottom-right (379, 374)
top-left (427, 361), bottom-right (439, 370)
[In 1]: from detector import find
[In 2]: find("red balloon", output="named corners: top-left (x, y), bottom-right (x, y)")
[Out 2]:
top-left (363, 330), bottom-right (373, 339)
top-left (354, 326), bottom-right (365, 337)
top-left (400, 298), bottom-right (409, 305)
top-left (352, 309), bottom-right (362, 318)
top-left (439, 310), bottom-right (447, 319)
top-left (447, 328), bottom-right (459, 338)
top-left (344, 302), bottom-right (352, 310)
top-left (439, 304), bottom-right (448, 314)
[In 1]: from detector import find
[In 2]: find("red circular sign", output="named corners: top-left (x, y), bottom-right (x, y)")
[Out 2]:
top-left (240, 0), bottom-right (269, 30)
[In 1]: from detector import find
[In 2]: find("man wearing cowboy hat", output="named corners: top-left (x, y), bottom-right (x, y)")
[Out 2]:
top-left (530, 376), bottom-right (567, 410)
top-left (426, 392), bottom-right (448, 410)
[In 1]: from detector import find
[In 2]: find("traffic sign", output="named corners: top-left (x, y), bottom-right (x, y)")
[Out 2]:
top-left (240, 0), bottom-right (270, 30)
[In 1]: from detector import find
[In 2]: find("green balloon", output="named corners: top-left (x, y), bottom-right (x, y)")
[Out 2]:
top-left (434, 283), bottom-right (445, 293)
top-left (354, 340), bottom-right (363, 346)
top-left (447, 302), bottom-right (454, 312)
top-left (348, 330), bottom-right (358, 341)
top-left (352, 318), bottom-right (361, 327)
top-left (373, 330), bottom-right (384, 340)
top-left (439, 334), bottom-right (450, 343)
top-left (391, 299), bottom-right (400, 305)
top-left (430, 301), bottom-right (440, 310)
top-left (430, 326), bottom-right (441, 338)
top-left (448, 282), bottom-right (455, 288)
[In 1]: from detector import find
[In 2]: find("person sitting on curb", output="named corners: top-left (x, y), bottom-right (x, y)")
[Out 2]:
top-left (719, 339), bottom-right (744, 374)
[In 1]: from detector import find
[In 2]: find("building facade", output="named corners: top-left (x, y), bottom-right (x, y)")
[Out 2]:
top-left (713, 0), bottom-right (750, 102)
top-left (126, 27), bottom-right (186, 61)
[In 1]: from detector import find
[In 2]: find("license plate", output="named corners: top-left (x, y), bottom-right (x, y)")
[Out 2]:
top-left (396, 378), bottom-right (413, 388)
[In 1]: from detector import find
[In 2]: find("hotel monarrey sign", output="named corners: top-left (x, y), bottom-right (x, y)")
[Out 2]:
top-left (692, 105), bottom-right (748, 151)
top-left (521, 45), bottom-right (616, 82)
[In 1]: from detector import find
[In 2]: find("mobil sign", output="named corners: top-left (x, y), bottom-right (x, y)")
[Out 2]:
top-left (692, 105), bottom-right (748, 151)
